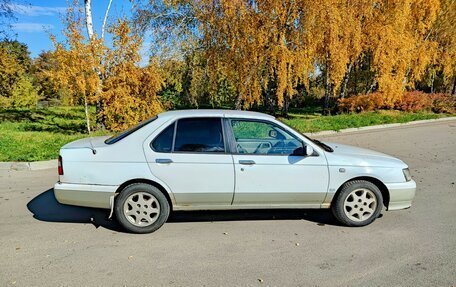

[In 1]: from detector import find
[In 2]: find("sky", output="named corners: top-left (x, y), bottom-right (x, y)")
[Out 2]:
top-left (8, 0), bottom-right (136, 58)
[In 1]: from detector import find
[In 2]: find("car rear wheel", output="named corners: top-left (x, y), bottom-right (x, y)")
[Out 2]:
top-left (115, 183), bottom-right (170, 233)
top-left (331, 180), bottom-right (383, 227)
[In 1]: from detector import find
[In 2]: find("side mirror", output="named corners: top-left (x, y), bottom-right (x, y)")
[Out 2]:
top-left (268, 130), bottom-right (278, 138)
top-left (292, 145), bottom-right (314, 156)
top-left (305, 145), bottom-right (314, 156)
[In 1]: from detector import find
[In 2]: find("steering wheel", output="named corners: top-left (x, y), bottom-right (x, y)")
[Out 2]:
top-left (254, 142), bottom-right (272, 154)
top-left (236, 143), bottom-right (248, 154)
top-left (268, 141), bottom-right (286, 154)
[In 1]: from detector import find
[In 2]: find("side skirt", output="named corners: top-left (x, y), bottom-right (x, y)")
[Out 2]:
top-left (173, 203), bottom-right (329, 211)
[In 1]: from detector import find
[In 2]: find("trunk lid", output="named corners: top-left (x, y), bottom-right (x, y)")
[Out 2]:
top-left (62, 136), bottom-right (111, 150)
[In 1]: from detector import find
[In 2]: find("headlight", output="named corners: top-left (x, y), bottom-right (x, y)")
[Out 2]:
top-left (403, 168), bottom-right (412, 182)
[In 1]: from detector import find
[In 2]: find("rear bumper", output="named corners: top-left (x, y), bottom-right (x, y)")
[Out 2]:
top-left (54, 182), bottom-right (117, 209)
top-left (386, 180), bottom-right (416, 211)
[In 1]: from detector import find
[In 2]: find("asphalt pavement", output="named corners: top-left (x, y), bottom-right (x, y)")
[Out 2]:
top-left (0, 119), bottom-right (455, 287)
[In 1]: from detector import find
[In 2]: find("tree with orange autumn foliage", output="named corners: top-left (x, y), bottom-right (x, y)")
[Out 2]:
top-left (47, 5), bottom-right (104, 133)
top-left (102, 20), bottom-right (163, 131)
top-left (430, 0), bottom-right (456, 94)
top-left (33, 0), bottom-right (456, 128)
top-left (361, 0), bottom-right (441, 107)
top-left (136, 0), bottom-right (455, 113)
top-left (47, 3), bottom-right (163, 132)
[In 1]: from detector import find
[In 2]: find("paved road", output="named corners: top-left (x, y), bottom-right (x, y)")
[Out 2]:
top-left (1, 120), bottom-right (455, 287)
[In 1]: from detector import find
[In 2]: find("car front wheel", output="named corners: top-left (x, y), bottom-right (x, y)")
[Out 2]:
top-left (331, 180), bottom-right (383, 227)
top-left (115, 183), bottom-right (170, 233)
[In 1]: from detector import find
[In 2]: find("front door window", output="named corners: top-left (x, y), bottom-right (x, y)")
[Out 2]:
top-left (230, 120), bottom-right (302, 155)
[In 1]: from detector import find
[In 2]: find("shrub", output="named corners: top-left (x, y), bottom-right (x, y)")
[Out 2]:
top-left (338, 92), bottom-right (385, 113)
top-left (338, 91), bottom-right (455, 114)
top-left (10, 76), bottom-right (40, 108)
top-left (430, 93), bottom-right (456, 113)
top-left (394, 91), bottom-right (432, 112)
top-left (0, 76), bottom-right (39, 108)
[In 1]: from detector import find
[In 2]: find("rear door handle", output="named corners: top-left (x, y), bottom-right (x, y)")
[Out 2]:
top-left (239, 160), bottom-right (256, 165)
top-left (156, 158), bottom-right (173, 164)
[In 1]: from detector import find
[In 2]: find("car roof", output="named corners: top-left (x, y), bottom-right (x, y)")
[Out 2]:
top-left (157, 109), bottom-right (275, 120)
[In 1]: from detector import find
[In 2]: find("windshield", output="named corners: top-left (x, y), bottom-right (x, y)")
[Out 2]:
top-left (284, 122), bottom-right (334, 152)
top-left (105, 116), bottom-right (158, 145)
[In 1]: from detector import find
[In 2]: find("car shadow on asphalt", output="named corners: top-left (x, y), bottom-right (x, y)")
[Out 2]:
top-left (168, 209), bottom-right (342, 226)
top-left (27, 189), bottom-right (342, 232)
top-left (27, 189), bottom-right (123, 232)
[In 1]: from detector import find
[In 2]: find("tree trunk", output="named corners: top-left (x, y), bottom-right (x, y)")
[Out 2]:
top-left (282, 95), bottom-right (290, 117)
top-left (266, 92), bottom-right (275, 116)
top-left (269, 100), bottom-right (275, 116)
top-left (450, 78), bottom-right (456, 95)
top-left (84, 0), bottom-right (94, 39)
top-left (96, 100), bottom-right (105, 130)
top-left (365, 56), bottom-right (371, 93)
top-left (353, 64), bottom-right (358, 95)
top-left (430, 72), bottom-right (435, 94)
top-left (85, 0), bottom-right (110, 130)
top-left (234, 94), bottom-right (242, 110)
top-left (101, 0), bottom-right (113, 39)
top-left (367, 78), bottom-right (377, 94)
top-left (403, 67), bottom-right (411, 91)
top-left (83, 94), bottom-right (91, 134)
top-left (339, 62), bottom-right (353, 99)
top-left (323, 66), bottom-right (332, 115)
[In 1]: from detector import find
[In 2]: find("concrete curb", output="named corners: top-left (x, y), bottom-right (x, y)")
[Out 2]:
top-left (308, 116), bottom-right (456, 137)
top-left (1, 116), bottom-right (455, 171)
top-left (0, 159), bottom-right (57, 171)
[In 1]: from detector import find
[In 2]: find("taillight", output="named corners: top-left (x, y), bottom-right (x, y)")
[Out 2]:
top-left (58, 155), bottom-right (64, 175)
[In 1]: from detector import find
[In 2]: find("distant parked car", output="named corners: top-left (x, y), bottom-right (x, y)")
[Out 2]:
top-left (54, 110), bottom-right (416, 233)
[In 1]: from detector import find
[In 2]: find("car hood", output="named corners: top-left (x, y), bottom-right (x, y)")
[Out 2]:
top-left (62, 136), bottom-right (111, 149)
top-left (322, 141), bottom-right (407, 168)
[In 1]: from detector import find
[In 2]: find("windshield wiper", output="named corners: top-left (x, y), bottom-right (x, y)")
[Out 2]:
top-left (311, 139), bottom-right (334, 152)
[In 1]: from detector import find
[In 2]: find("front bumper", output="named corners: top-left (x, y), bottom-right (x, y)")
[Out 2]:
top-left (385, 180), bottom-right (416, 211)
top-left (54, 182), bottom-right (117, 209)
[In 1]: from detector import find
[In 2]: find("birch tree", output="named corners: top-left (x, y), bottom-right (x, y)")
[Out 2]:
top-left (83, 0), bottom-right (114, 128)
top-left (48, 5), bottom-right (104, 133)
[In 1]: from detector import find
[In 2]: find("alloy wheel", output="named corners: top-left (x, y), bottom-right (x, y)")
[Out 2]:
top-left (343, 188), bottom-right (377, 222)
top-left (123, 192), bottom-right (161, 227)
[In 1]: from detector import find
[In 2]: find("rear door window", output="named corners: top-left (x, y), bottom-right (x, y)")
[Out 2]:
top-left (174, 118), bottom-right (225, 153)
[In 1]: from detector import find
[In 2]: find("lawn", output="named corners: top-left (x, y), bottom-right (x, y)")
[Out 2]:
top-left (0, 106), bottom-right (452, 162)
top-left (0, 107), bottom-right (108, 162)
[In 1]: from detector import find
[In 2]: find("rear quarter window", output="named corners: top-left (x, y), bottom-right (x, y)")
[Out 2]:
top-left (105, 116), bottom-right (157, 145)
top-left (151, 123), bottom-right (175, 152)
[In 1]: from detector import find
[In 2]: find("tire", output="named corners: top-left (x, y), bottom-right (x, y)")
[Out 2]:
top-left (115, 183), bottom-right (170, 234)
top-left (331, 180), bottom-right (383, 227)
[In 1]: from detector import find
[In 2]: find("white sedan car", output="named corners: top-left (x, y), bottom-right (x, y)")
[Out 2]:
top-left (54, 110), bottom-right (416, 233)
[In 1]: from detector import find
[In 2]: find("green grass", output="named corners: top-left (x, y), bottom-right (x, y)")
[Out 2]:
top-left (0, 106), bottom-right (94, 134)
top-left (0, 122), bottom-right (87, 161)
top-left (0, 106), bottom-right (452, 162)
top-left (0, 106), bottom-right (108, 162)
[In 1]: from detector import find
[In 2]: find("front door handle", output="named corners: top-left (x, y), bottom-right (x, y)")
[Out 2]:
top-left (239, 160), bottom-right (256, 165)
top-left (156, 158), bottom-right (173, 164)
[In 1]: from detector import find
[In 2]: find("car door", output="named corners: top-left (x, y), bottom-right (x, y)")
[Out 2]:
top-left (228, 119), bottom-right (329, 206)
top-left (144, 117), bottom-right (234, 207)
